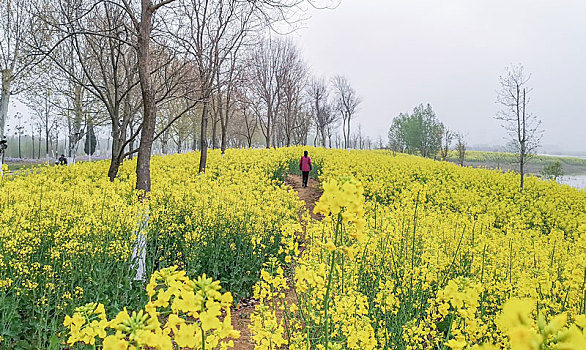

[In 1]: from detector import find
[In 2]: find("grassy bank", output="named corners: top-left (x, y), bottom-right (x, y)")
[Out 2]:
top-left (447, 150), bottom-right (586, 175)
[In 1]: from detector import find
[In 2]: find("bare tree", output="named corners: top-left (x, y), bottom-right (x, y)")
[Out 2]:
top-left (33, 0), bottom-right (326, 189)
top-left (0, 0), bottom-right (38, 139)
top-left (48, 38), bottom-right (104, 160)
top-left (157, 108), bottom-right (172, 154)
top-left (38, 0), bottom-right (197, 183)
top-left (455, 132), bottom-right (466, 166)
top-left (325, 120), bottom-right (336, 148)
top-left (331, 75), bottom-right (360, 149)
top-left (440, 128), bottom-right (453, 161)
top-left (496, 64), bottom-right (543, 191)
top-left (249, 37), bottom-right (290, 149)
top-left (214, 52), bottom-right (246, 154)
top-left (292, 107), bottom-right (311, 145)
top-left (121, 0), bottom-right (182, 192)
top-left (357, 123), bottom-right (363, 149)
top-left (234, 96), bottom-right (259, 148)
top-left (169, 98), bottom-right (195, 153)
top-left (307, 77), bottom-right (336, 147)
top-left (22, 70), bottom-right (59, 160)
top-left (279, 42), bottom-right (307, 146)
top-left (38, 1), bottom-right (142, 180)
top-left (376, 135), bottom-right (384, 149)
top-left (172, 0), bottom-right (262, 172)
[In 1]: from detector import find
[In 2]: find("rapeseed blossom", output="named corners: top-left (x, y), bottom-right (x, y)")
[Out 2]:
top-left (3, 147), bottom-right (586, 349)
top-left (64, 266), bottom-right (240, 349)
top-left (0, 149), bottom-right (302, 347)
top-left (249, 148), bottom-right (586, 349)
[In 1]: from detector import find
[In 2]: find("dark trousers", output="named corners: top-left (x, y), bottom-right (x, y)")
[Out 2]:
top-left (302, 171), bottom-right (309, 187)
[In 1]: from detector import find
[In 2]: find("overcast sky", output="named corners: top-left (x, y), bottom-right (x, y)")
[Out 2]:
top-left (6, 1), bottom-right (585, 154)
top-left (292, 0), bottom-right (586, 154)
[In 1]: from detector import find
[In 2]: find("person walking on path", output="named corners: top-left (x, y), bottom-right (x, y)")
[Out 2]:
top-left (299, 150), bottom-right (312, 188)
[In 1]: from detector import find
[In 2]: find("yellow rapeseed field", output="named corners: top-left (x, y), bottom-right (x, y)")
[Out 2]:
top-left (249, 148), bottom-right (586, 350)
top-left (0, 149), bottom-right (302, 348)
top-left (1, 147), bottom-right (585, 349)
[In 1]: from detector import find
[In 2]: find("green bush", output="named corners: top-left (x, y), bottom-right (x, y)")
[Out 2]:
top-left (542, 160), bottom-right (563, 180)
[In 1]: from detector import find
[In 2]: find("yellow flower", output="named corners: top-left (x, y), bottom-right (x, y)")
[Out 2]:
top-left (323, 240), bottom-right (336, 252)
top-left (544, 312), bottom-right (567, 335)
top-left (103, 333), bottom-right (128, 350)
top-left (445, 335), bottom-right (467, 350)
top-left (574, 314), bottom-right (586, 329)
top-left (200, 303), bottom-right (223, 331)
top-left (508, 326), bottom-right (542, 350)
top-left (174, 323), bottom-right (198, 348)
top-left (557, 324), bottom-right (586, 349)
top-left (109, 308), bottom-right (130, 331)
top-left (497, 298), bottom-right (535, 330)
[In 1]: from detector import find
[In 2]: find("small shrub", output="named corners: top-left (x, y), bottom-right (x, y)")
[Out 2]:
top-left (542, 160), bottom-right (563, 180)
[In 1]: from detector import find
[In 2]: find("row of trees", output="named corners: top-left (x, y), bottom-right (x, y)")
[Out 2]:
top-left (388, 103), bottom-right (467, 165)
top-left (387, 64), bottom-right (542, 191)
top-left (1, 0), bottom-right (362, 191)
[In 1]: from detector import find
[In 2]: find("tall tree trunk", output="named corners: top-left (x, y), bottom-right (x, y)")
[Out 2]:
top-left (520, 155), bottom-right (525, 192)
top-left (108, 124), bottom-right (126, 181)
top-left (0, 71), bottom-right (11, 139)
top-left (199, 101), bottom-right (209, 173)
top-left (161, 138), bottom-right (167, 154)
top-left (70, 85), bottom-right (84, 158)
top-left (219, 96), bottom-right (228, 154)
top-left (346, 118), bottom-right (351, 149)
top-left (265, 113), bottom-right (271, 148)
top-left (220, 124), bottom-right (227, 154)
top-left (520, 89), bottom-right (526, 192)
top-left (128, 138), bottom-right (135, 159)
top-left (191, 137), bottom-right (197, 151)
top-left (135, 2), bottom-right (156, 193)
top-left (108, 155), bottom-right (123, 182)
top-left (45, 127), bottom-right (50, 159)
top-left (211, 117), bottom-right (218, 149)
top-left (342, 118), bottom-right (348, 148)
top-left (68, 137), bottom-right (74, 157)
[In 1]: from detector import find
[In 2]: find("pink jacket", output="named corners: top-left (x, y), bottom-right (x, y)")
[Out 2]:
top-left (299, 156), bottom-right (312, 172)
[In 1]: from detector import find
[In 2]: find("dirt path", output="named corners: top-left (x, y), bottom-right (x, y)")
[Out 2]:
top-left (230, 174), bottom-right (322, 350)
top-left (284, 174), bottom-right (323, 221)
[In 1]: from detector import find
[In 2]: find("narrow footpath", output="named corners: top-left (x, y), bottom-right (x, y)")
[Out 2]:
top-left (231, 174), bottom-right (322, 350)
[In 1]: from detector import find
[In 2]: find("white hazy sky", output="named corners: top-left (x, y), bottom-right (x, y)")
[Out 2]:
top-left (6, 1), bottom-right (585, 153)
top-left (292, 0), bottom-right (586, 153)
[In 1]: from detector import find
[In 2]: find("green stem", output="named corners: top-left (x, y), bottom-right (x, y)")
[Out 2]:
top-left (581, 268), bottom-right (586, 314)
top-left (323, 213), bottom-right (342, 349)
top-left (201, 295), bottom-right (206, 350)
top-left (323, 249), bottom-right (336, 350)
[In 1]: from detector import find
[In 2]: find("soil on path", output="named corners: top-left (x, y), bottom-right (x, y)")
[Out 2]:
top-left (284, 174), bottom-right (323, 221)
top-left (230, 174), bottom-right (322, 350)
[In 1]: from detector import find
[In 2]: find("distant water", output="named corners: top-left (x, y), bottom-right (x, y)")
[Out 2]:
top-left (536, 153), bottom-right (586, 189)
top-left (539, 153), bottom-right (586, 159)
top-left (557, 174), bottom-right (586, 190)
